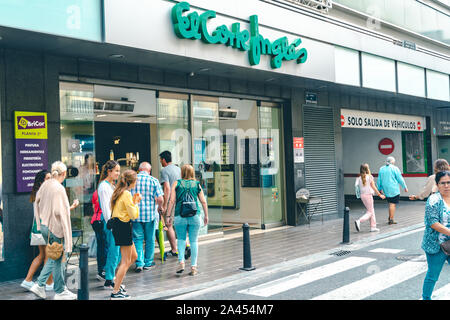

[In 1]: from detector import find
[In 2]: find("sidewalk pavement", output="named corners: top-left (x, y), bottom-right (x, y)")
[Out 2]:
top-left (0, 199), bottom-right (426, 300)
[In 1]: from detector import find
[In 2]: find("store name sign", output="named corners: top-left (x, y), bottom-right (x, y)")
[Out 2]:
top-left (171, 2), bottom-right (308, 69)
top-left (341, 109), bottom-right (425, 132)
top-left (14, 111), bottom-right (49, 193)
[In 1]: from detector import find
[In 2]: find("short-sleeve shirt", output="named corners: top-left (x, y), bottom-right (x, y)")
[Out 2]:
top-left (160, 164), bottom-right (181, 188)
top-left (174, 180), bottom-right (201, 217)
top-left (131, 172), bottom-right (164, 223)
top-left (357, 175), bottom-right (374, 195)
top-left (439, 201), bottom-right (450, 244)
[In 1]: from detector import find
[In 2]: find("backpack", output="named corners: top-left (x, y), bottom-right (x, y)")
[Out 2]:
top-left (179, 181), bottom-right (198, 218)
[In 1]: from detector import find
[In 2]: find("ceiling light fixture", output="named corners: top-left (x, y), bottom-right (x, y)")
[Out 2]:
top-left (109, 54), bottom-right (125, 59)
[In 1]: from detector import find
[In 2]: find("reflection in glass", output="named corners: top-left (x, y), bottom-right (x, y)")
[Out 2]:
top-left (60, 82), bottom-right (96, 242)
top-left (259, 105), bottom-right (284, 226)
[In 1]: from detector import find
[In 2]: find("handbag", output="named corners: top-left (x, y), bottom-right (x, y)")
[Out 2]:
top-left (355, 179), bottom-right (361, 199)
top-left (440, 239), bottom-right (450, 256)
top-left (45, 230), bottom-right (64, 260)
top-left (30, 232), bottom-right (46, 246)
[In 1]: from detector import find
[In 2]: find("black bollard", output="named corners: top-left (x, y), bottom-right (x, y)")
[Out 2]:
top-left (239, 223), bottom-right (256, 271)
top-left (342, 207), bottom-right (350, 244)
top-left (78, 244), bottom-right (89, 300)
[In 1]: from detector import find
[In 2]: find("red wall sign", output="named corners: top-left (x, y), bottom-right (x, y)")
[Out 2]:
top-left (378, 138), bottom-right (394, 155)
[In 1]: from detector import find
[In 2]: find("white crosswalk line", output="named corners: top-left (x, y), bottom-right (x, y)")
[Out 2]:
top-left (311, 261), bottom-right (428, 300)
top-left (431, 283), bottom-right (450, 300)
top-left (238, 257), bottom-right (375, 298)
top-left (369, 248), bottom-right (405, 254)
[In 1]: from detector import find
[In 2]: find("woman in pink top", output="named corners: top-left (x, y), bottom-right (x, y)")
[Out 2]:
top-left (355, 163), bottom-right (385, 232)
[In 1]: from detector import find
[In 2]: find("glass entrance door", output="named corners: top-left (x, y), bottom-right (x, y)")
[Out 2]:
top-left (60, 82), bottom-right (96, 241)
top-left (259, 103), bottom-right (285, 227)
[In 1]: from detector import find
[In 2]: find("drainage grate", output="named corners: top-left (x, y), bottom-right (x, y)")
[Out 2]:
top-left (330, 250), bottom-right (352, 257)
top-left (396, 254), bottom-right (426, 262)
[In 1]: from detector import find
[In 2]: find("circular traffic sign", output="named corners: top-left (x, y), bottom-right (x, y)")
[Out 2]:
top-left (378, 138), bottom-right (394, 155)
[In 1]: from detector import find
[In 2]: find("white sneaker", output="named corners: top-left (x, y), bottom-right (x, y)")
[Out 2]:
top-left (20, 280), bottom-right (34, 291)
top-left (45, 283), bottom-right (54, 291)
top-left (354, 220), bottom-right (361, 232)
top-left (370, 227), bottom-right (380, 232)
top-left (29, 283), bottom-right (46, 299)
top-left (54, 288), bottom-right (77, 300)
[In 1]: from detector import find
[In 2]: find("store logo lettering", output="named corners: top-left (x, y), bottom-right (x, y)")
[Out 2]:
top-left (17, 116), bottom-right (46, 130)
top-left (171, 2), bottom-right (308, 69)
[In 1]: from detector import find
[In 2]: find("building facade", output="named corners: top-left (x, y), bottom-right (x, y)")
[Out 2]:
top-left (0, 0), bottom-right (448, 281)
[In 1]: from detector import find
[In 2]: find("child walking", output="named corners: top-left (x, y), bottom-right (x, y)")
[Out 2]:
top-left (355, 163), bottom-right (385, 232)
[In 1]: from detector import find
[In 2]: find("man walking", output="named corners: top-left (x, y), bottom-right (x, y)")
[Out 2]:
top-left (376, 156), bottom-right (408, 225)
top-left (131, 162), bottom-right (164, 272)
top-left (158, 151), bottom-right (181, 258)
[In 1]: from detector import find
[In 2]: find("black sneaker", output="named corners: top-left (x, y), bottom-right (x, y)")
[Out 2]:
top-left (185, 246), bottom-right (191, 260)
top-left (166, 251), bottom-right (178, 258)
top-left (143, 262), bottom-right (156, 270)
top-left (104, 280), bottom-right (126, 293)
top-left (134, 266), bottom-right (143, 273)
top-left (110, 291), bottom-right (130, 300)
top-left (96, 271), bottom-right (106, 281)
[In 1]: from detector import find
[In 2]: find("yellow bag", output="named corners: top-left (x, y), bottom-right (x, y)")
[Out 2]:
top-left (45, 230), bottom-right (64, 260)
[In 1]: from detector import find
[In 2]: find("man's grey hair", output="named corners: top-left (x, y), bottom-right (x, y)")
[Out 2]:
top-left (139, 162), bottom-right (151, 171)
top-left (386, 156), bottom-right (395, 165)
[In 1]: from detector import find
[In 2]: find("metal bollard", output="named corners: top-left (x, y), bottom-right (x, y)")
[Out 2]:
top-left (78, 244), bottom-right (89, 300)
top-left (239, 223), bottom-right (256, 271)
top-left (342, 207), bottom-right (350, 244)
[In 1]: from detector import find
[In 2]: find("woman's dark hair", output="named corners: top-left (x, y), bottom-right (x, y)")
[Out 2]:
top-left (159, 150), bottom-right (172, 163)
top-left (98, 160), bottom-right (119, 184)
top-left (435, 171), bottom-right (450, 185)
top-left (30, 170), bottom-right (50, 202)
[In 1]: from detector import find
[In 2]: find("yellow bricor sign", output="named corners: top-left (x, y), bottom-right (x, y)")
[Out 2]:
top-left (14, 111), bottom-right (48, 139)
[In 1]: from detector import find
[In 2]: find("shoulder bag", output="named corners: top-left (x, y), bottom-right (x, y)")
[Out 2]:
top-left (45, 230), bottom-right (64, 260)
top-left (440, 239), bottom-right (450, 256)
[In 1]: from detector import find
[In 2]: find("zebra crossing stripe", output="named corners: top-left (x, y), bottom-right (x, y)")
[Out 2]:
top-left (311, 261), bottom-right (428, 300)
top-left (369, 248), bottom-right (405, 254)
top-left (431, 283), bottom-right (450, 300)
top-left (238, 257), bottom-right (375, 297)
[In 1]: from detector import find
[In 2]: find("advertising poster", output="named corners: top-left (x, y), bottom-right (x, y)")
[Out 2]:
top-left (293, 137), bottom-right (304, 163)
top-left (14, 111), bottom-right (48, 193)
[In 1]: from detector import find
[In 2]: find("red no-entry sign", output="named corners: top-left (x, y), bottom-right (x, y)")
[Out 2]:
top-left (378, 138), bottom-right (394, 155)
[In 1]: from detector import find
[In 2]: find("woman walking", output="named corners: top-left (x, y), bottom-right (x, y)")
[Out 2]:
top-left (97, 160), bottom-right (121, 289)
top-left (354, 163), bottom-right (385, 232)
top-left (29, 161), bottom-right (76, 300)
top-left (410, 159), bottom-right (449, 201)
top-left (109, 170), bottom-right (141, 299)
top-left (421, 170), bottom-right (450, 300)
top-left (21, 170), bottom-right (53, 291)
top-left (165, 164), bottom-right (208, 276)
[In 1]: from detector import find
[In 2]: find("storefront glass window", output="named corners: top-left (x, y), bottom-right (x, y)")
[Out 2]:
top-left (192, 95), bottom-right (223, 234)
top-left (259, 104), bottom-right (284, 226)
top-left (361, 53), bottom-right (396, 92)
top-left (426, 69), bottom-right (450, 101)
top-left (0, 116), bottom-right (3, 261)
top-left (335, 46), bottom-right (360, 87)
top-left (60, 82), bottom-right (96, 242)
top-left (397, 62), bottom-right (425, 98)
top-left (402, 132), bottom-right (427, 173)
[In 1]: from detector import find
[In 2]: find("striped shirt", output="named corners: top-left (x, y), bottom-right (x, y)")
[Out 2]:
top-left (131, 172), bottom-right (164, 222)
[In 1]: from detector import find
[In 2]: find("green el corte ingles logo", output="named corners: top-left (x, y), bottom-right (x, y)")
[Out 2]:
top-left (171, 2), bottom-right (308, 69)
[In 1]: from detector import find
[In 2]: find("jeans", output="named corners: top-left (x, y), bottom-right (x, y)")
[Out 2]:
top-left (91, 220), bottom-right (107, 274)
top-left (132, 220), bottom-right (156, 267)
top-left (422, 249), bottom-right (450, 300)
top-left (174, 215), bottom-right (201, 267)
top-left (36, 225), bottom-right (66, 294)
top-left (103, 221), bottom-right (121, 281)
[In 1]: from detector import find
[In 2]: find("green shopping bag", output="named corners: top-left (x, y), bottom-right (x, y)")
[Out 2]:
top-left (158, 218), bottom-right (165, 263)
